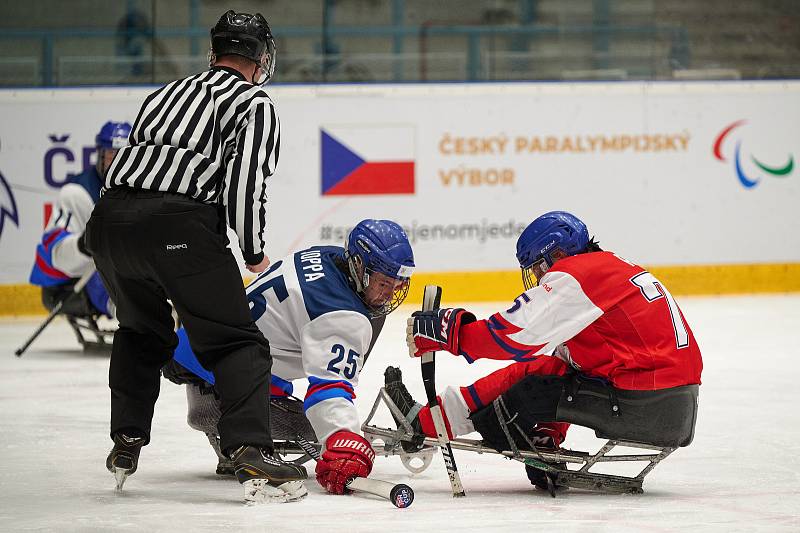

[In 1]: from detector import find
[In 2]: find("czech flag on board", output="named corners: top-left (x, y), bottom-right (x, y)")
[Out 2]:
top-left (321, 125), bottom-right (415, 195)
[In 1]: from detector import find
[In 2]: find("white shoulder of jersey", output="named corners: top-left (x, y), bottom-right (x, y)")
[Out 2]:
top-left (54, 183), bottom-right (95, 233)
top-left (499, 269), bottom-right (603, 354)
top-left (302, 309), bottom-right (373, 444)
top-left (49, 183), bottom-right (95, 276)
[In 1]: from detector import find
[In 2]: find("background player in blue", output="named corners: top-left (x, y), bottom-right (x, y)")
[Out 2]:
top-left (29, 121), bottom-right (131, 319)
top-left (163, 219), bottom-right (415, 495)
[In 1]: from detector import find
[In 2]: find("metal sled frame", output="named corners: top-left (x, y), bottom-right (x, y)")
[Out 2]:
top-left (361, 387), bottom-right (676, 494)
top-left (272, 440), bottom-right (321, 467)
top-left (272, 439), bottom-right (431, 473)
top-left (65, 314), bottom-right (115, 352)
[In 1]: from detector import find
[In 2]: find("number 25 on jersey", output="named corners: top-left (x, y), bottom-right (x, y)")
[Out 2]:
top-left (327, 344), bottom-right (359, 379)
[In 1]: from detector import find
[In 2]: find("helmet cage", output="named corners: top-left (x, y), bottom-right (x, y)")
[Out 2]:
top-left (521, 256), bottom-right (551, 290)
top-left (345, 250), bottom-right (411, 318)
top-left (96, 147), bottom-right (118, 176)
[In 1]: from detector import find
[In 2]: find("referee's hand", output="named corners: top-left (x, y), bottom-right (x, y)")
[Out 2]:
top-left (246, 256), bottom-right (271, 274)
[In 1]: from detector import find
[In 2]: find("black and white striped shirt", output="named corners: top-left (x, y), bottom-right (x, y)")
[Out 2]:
top-left (105, 66), bottom-right (280, 264)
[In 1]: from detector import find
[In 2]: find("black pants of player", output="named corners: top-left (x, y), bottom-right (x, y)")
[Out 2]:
top-left (85, 187), bottom-right (272, 453)
top-left (470, 372), bottom-right (699, 451)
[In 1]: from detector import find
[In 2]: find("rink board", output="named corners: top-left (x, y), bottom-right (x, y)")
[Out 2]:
top-left (1, 81), bottom-right (799, 314)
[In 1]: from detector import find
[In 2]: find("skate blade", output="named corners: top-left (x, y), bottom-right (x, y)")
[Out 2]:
top-left (243, 479), bottom-right (307, 504)
top-left (113, 468), bottom-right (130, 491)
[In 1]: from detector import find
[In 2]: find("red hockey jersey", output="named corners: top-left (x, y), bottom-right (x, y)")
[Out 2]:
top-left (459, 251), bottom-right (702, 390)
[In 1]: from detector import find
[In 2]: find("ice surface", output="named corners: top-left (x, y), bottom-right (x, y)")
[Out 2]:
top-left (1, 295), bottom-right (799, 532)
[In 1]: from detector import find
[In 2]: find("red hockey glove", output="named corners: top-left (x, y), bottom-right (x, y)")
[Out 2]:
top-left (406, 308), bottom-right (476, 357)
top-left (315, 430), bottom-right (375, 495)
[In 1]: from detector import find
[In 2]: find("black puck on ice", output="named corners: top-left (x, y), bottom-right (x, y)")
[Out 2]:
top-left (390, 484), bottom-right (414, 508)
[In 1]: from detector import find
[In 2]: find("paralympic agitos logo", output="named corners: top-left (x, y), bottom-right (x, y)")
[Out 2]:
top-left (713, 120), bottom-right (794, 189)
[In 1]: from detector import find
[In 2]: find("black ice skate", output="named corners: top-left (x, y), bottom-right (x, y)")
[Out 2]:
top-left (384, 366), bottom-right (427, 453)
top-left (230, 445), bottom-right (308, 504)
top-left (106, 432), bottom-right (145, 491)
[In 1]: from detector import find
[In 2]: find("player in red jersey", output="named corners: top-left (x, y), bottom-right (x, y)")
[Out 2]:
top-left (385, 211), bottom-right (702, 489)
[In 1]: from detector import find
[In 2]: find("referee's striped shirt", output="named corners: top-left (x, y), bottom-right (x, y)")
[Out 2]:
top-left (105, 65), bottom-right (279, 265)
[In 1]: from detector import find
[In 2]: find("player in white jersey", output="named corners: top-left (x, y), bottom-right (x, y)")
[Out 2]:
top-left (29, 121), bottom-right (131, 319)
top-left (163, 219), bottom-right (415, 495)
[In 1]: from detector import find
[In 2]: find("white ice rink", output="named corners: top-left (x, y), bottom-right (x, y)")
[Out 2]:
top-left (1, 295), bottom-right (799, 532)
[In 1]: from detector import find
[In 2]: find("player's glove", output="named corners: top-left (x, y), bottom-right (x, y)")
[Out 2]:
top-left (315, 430), bottom-right (375, 495)
top-left (406, 308), bottom-right (476, 357)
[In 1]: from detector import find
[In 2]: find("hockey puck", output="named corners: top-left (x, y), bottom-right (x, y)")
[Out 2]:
top-left (389, 484), bottom-right (414, 508)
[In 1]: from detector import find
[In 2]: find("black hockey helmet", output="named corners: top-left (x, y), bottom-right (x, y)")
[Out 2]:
top-left (209, 10), bottom-right (276, 84)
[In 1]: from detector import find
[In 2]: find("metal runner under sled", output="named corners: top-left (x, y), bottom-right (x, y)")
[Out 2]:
top-left (65, 315), bottom-right (115, 352)
top-left (362, 387), bottom-right (681, 495)
top-left (16, 271), bottom-right (116, 357)
top-left (42, 275), bottom-right (116, 352)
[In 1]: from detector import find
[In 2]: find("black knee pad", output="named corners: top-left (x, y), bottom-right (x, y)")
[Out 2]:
top-left (469, 373), bottom-right (567, 452)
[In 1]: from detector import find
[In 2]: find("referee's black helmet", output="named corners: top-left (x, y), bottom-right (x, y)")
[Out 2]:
top-left (210, 10), bottom-right (276, 84)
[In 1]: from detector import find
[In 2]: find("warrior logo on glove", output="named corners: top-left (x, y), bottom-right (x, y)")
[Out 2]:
top-left (316, 430), bottom-right (376, 495)
top-left (328, 434), bottom-right (376, 462)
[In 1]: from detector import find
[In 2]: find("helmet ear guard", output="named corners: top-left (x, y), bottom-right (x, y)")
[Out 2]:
top-left (345, 250), bottom-right (368, 294)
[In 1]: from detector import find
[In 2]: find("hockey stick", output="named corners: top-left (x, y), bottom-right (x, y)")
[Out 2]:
top-left (295, 435), bottom-right (414, 508)
top-left (15, 268), bottom-right (96, 357)
top-left (420, 284), bottom-right (466, 497)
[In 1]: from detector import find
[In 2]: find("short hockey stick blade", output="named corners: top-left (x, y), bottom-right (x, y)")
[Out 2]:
top-left (296, 435), bottom-right (414, 507)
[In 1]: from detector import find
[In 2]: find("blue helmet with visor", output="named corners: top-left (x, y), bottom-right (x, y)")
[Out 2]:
top-left (95, 121), bottom-right (131, 176)
top-left (516, 211), bottom-right (589, 289)
top-left (96, 121), bottom-right (132, 149)
top-left (345, 219), bottom-right (415, 317)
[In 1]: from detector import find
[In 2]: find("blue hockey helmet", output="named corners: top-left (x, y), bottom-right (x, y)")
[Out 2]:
top-left (345, 219), bottom-right (415, 316)
top-left (516, 211), bottom-right (589, 289)
top-left (96, 121), bottom-right (132, 150)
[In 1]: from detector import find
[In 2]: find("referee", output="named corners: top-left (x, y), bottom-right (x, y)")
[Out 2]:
top-left (84, 10), bottom-right (307, 504)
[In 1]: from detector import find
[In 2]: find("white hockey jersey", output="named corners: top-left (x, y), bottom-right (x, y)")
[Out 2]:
top-left (30, 168), bottom-right (101, 287)
top-left (173, 245), bottom-right (383, 445)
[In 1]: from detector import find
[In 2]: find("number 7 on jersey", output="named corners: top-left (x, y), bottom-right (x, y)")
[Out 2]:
top-left (630, 271), bottom-right (690, 349)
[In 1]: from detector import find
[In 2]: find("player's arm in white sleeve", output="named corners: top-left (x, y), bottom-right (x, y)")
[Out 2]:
top-left (49, 183), bottom-right (96, 277)
top-left (301, 310), bottom-right (373, 445)
top-left (458, 270), bottom-right (603, 362)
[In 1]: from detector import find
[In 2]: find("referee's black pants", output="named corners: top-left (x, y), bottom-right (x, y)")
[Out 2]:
top-left (85, 188), bottom-right (272, 454)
